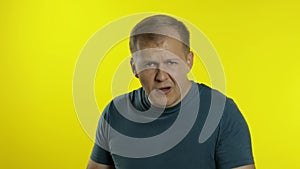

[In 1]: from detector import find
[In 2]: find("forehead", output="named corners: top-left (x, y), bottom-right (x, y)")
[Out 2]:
top-left (136, 35), bottom-right (186, 59)
top-left (134, 48), bottom-right (181, 62)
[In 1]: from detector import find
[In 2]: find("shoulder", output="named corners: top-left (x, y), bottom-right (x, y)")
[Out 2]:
top-left (194, 82), bottom-right (248, 140)
top-left (195, 82), bottom-right (229, 112)
top-left (101, 87), bottom-right (145, 118)
top-left (195, 82), bottom-right (226, 98)
top-left (195, 82), bottom-right (237, 114)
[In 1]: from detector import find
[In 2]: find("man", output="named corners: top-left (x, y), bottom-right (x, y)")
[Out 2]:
top-left (87, 14), bottom-right (255, 169)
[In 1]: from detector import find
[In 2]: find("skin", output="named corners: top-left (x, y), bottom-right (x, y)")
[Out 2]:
top-left (86, 160), bottom-right (115, 169)
top-left (233, 164), bottom-right (256, 169)
top-left (131, 36), bottom-right (194, 108)
top-left (87, 34), bottom-right (255, 169)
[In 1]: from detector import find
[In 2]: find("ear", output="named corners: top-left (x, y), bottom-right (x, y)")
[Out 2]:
top-left (186, 51), bottom-right (194, 71)
top-left (130, 57), bottom-right (139, 78)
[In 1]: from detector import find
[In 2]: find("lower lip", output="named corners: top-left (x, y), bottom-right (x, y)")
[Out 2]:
top-left (158, 88), bottom-right (171, 95)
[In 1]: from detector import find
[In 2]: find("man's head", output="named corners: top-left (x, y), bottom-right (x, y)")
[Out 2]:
top-left (130, 15), bottom-right (190, 54)
top-left (129, 14), bottom-right (194, 108)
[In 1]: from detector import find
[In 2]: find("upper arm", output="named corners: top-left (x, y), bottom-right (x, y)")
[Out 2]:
top-left (89, 105), bottom-right (115, 167)
top-left (87, 159), bottom-right (115, 169)
top-left (216, 99), bottom-right (255, 168)
top-left (233, 164), bottom-right (255, 169)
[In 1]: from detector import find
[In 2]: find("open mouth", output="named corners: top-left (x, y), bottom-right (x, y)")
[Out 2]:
top-left (157, 87), bottom-right (171, 94)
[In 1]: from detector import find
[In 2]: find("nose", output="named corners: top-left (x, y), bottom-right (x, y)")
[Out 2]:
top-left (155, 69), bottom-right (169, 82)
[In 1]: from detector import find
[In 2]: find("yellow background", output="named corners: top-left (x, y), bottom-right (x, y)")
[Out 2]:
top-left (1, 0), bottom-right (299, 168)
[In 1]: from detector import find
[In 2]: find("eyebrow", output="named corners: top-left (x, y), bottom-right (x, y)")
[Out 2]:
top-left (140, 58), bottom-right (182, 63)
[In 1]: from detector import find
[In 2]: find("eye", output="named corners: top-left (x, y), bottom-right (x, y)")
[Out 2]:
top-left (167, 60), bottom-right (178, 65)
top-left (145, 62), bottom-right (157, 68)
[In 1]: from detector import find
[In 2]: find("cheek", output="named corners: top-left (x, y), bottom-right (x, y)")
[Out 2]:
top-left (138, 71), bottom-right (155, 87)
top-left (168, 67), bottom-right (188, 82)
top-left (139, 70), bottom-right (155, 79)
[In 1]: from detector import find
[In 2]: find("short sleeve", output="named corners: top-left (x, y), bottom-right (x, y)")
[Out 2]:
top-left (90, 105), bottom-right (114, 165)
top-left (215, 99), bottom-right (254, 169)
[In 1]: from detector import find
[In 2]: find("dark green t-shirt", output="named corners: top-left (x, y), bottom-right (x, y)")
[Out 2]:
top-left (91, 82), bottom-right (254, 169)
